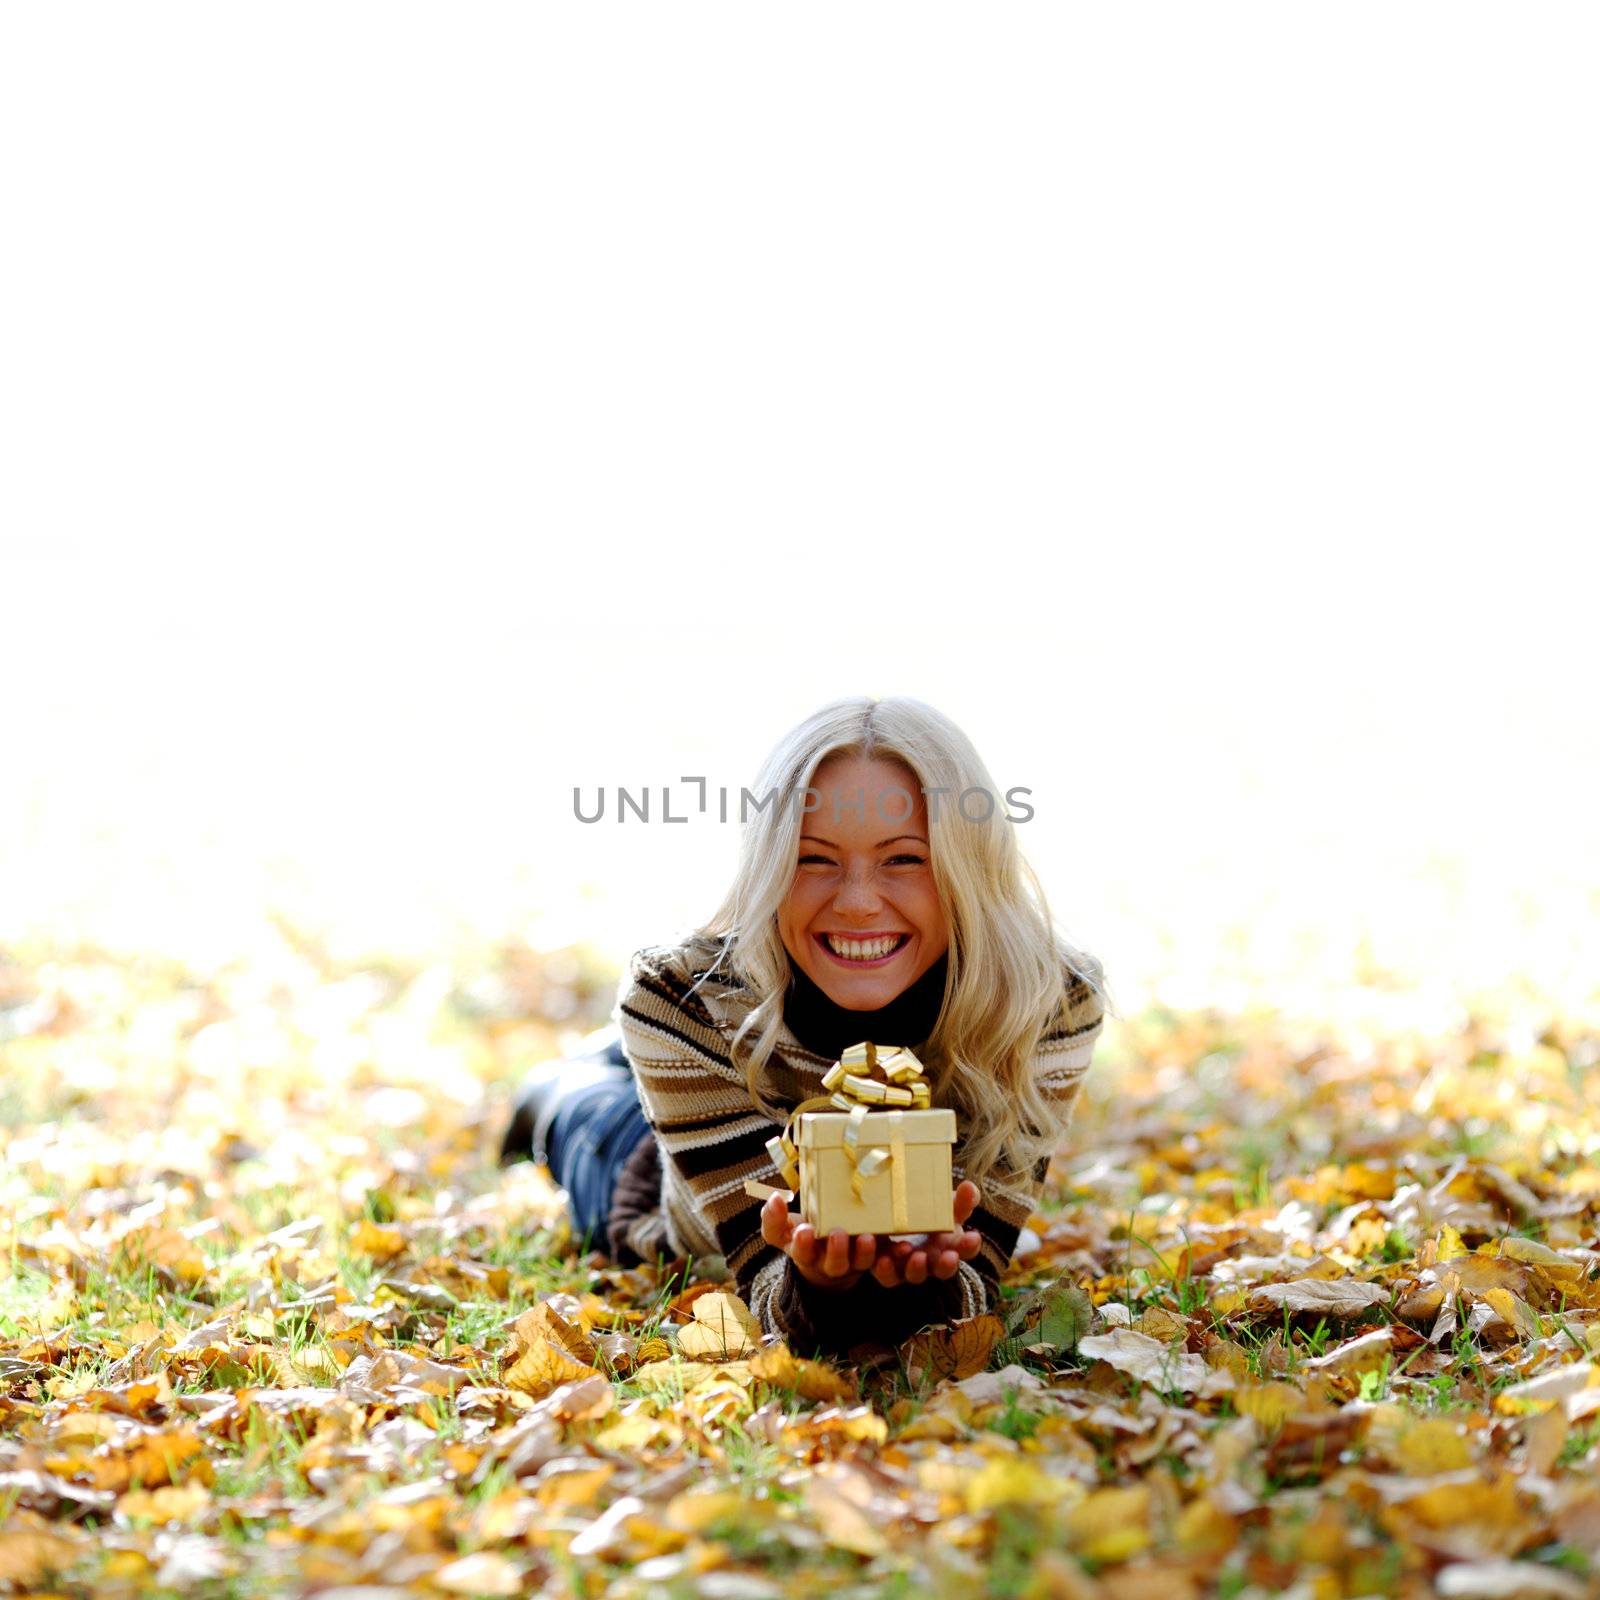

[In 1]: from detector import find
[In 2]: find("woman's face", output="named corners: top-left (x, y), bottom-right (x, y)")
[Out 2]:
top-left (777, 754), bottom-right (951, 1010)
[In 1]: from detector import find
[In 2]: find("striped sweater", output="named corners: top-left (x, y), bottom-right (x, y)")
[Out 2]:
top-left (611, 930), bottom-right (1107, 1356)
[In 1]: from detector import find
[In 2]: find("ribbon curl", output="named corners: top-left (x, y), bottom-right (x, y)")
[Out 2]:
top-left (760, 1040), bottom-right (933, 1207)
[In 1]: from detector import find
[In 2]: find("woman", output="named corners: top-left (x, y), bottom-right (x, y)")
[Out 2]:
top-left (501, 695), bottom-right (1112, 1357)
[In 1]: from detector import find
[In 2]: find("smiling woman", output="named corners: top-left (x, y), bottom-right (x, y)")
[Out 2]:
top-left (501, 695), bottom-right (1113, 1358)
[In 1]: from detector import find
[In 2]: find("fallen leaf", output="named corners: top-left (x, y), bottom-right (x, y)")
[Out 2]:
top-left (1248, 1278), bottom-right (1389, 1317)
top-left (748, 1342), bottom-right (855, 1404)
top-left (1077, 1329), bottom-right (1234, 1397)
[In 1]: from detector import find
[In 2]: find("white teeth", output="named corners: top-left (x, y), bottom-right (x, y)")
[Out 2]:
top-left (825, 935), bottom-right (902, 961)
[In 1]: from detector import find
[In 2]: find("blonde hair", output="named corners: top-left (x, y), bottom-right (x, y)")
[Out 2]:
top-left (687, 695), bottom-right (1115, 1191)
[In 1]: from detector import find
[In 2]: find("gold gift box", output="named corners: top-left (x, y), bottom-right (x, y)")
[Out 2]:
top-left (796, 1107), bottom-right (956, 1236)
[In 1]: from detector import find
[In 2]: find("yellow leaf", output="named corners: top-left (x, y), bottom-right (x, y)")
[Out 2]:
top-left (1490, 1237), bottom-right (1583, 1275)
top-left (594, 1411), bottom-right (682, 1451)
top-left (1176, 1495), bottom-right (1238, 1555)
top-left (534, 1465), bottom-right (616, 1510)
top-left (677, 1319), bottom-right (755, 1360)
top-left (806, 1478), bottom-right (889, 1556)
top-left (1483, 1287), bottom-right (1541, 1341)
top-left (964, 1457), bottom-right (1080, 1514)
top-left (749, 1342), bottom-right (855, 1405)
top-left (664, 1487), bottom-right (754, 1533)
top-left (1066, 1486), bottom-right (1152, 1565)
top-left (1437, 1225), bottom-right (1469, 1261)
top-left (0, 1532), bottom-right (79, 1587)
top-left (349, 1221), bottom-right (407, 1262)
top-left (116, 1483), bottom-right (211, 1525)
top-left (503, 1338), bottom-right (601, 1397)
top-left (1397, 1471), bottom-right (1521, 1531)
top-left (1234, 1382), bottom-right (1305, 1430)
top-left (511, 1302), bottom-right (597, 1365)
top-left (1394, 1417), bottom-right (1475, 1476)
top-left (691, 1291), bottom-right (761, 1340)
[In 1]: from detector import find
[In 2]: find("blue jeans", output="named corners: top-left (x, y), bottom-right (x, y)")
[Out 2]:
top-left (542, 1031), bottom-right (652, 1253)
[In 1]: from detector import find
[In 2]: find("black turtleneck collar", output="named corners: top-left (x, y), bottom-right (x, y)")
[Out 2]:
top-left (782, 949), bottom-right (949, 1062)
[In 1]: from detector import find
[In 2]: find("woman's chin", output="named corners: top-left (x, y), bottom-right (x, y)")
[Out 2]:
top-left (809, 968), bottom-right (906, 1010)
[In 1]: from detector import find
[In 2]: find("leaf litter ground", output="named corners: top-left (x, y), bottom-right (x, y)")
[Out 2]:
top-left (3, 932), bottom-right (1600, 1599)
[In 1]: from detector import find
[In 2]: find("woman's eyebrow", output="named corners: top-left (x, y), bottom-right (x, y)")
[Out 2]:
top-left (800, 834), bottom-right (928, 849)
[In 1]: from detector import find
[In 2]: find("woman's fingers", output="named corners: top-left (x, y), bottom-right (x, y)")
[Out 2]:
top-left (760, 1194), bottom-right (794, 1249)
top-left (823, 1229), bottom-right (853, 1277)
top-left (952, 1181), bottom-right (981, 1226)
top-left (851, 1233), bottom-right (878, 1272)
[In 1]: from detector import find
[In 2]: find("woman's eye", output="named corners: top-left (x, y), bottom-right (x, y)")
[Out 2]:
top-left (889, 854), bottom-right (927, 866)
top-left (797, 855), bottom-right (834, 866)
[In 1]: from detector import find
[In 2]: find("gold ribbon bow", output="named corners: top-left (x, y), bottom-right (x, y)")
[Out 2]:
top-left (759, 1040), bottom-right (933, 1212)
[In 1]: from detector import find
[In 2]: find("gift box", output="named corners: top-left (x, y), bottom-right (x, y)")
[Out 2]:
top-left (742, 1041), bottom-right (957, 1236)
top-left (796, 1106), bottom-right (956, 1235)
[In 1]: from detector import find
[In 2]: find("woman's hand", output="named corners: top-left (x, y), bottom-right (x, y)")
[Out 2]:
top-left (870, 1181), bottom-right (982, 1288)
top-left (760, 1192), bottom-right (886, 1292)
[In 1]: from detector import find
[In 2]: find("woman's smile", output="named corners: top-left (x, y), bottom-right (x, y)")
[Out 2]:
top-left (815, 931), bottom-right (911, 967)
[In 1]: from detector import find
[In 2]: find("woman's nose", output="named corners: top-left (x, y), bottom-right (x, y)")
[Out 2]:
top-left (833, 868), bottom-right (883, 913)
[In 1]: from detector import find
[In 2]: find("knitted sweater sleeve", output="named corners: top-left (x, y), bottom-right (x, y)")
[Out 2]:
top-left (614, 943), bottom-right (1107, 1357)
top-left (909, 962), bottom-right (1109, 1332)
top-left (613, 941), bottom-right (868, 1353)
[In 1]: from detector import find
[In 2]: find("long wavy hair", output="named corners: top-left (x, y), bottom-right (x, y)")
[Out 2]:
top-left (686, 695), bottom-right (1115, 1191)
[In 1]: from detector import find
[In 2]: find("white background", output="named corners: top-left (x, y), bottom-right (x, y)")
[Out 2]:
top-left (3, 5), bottom-right (1596, 1018)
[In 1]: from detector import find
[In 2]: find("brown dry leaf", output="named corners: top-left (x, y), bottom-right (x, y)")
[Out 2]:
top-left (78, 1371), bottom-right (174, 1419)
top-left (1393, 1471), bottom-right (1524, 1536)
top-left (1483, 1287), bottom-right (1542, 1342)
top-left (1491, 1237), bottom-right (1585, 1276)
top-left (1442, 1256), bottom-right (1533, 1299)
top-left (1248, 1277), bottom-right (1389, 1317)
top-left (113, 1226), bottom-right (207, 1287)
top-left (664, 1281), bottom-right (723, 1322)
top-left (1304, 1326), bottom-right (1394, 1377)
top-left (890, 1385), bottom-right (973, 1442)
top-left (665, 1485), bottom-right (776, 1536)
top-left (348, 1220), bottom-right (407, 1262)
top-left (1233, 1381), bottom-right (1306, 1430)
top-left (1175, 1494), bottom-right (1240, 1556)
top-left (1065, 1485), bottom-right (1152, 1565)
top-left (503, 1338), bottom-right (601, 1398)
top-left (1078, 1329), bottom-right (1235, 1398)
top-left (1395, 1417), bottom-right (1476, 1475)
top-left (511, 1302), bottom-right (597, 1366)
top-left (116, 1482), bottom-right (212, 1525)
top-left (676, 1319), bottom-right (754, 1360)
top-left (788, 1405), bottom-right (888, 1448)
top-left (1263, 1410), bottom-right (1367, 1483)
top-left (0, 1529), bottom-right (81, 1586)
top-left (1134, 1306), bottom-right (1191, 1344)
top-left (902, 1312), bottom-right (1004, 1382)
top-left (46, 1427), bottom-right (210, 1493)
top-left (354, 1349), bottom-right (470, 1397)
top-left (805, 1475), bottom-right (890, 1556)
top-left (749, 1341), bottom-right (856, 1404)
top-left (538, 1375), bottom-right (615, 1425)
top-left (1521, 1404), bottom-right (1569, 1477)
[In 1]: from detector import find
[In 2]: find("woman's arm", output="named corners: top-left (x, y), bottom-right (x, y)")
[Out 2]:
top-left (615, 942), bottom-right (876, 1354)
top-left (869, 965), bottom-right (1110, 1324)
